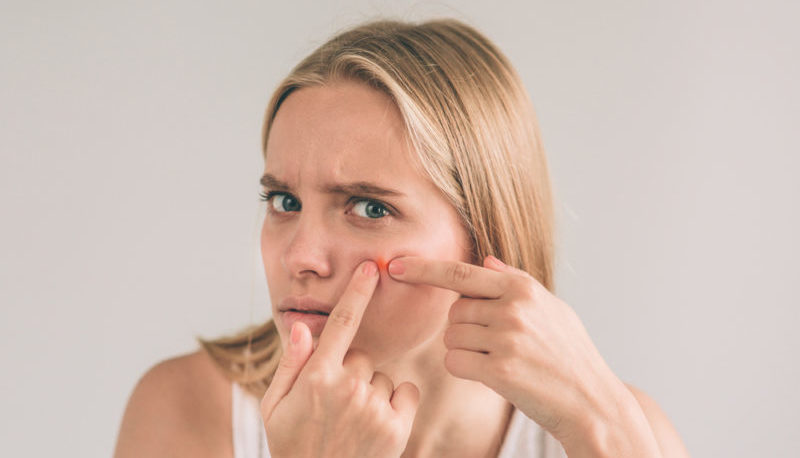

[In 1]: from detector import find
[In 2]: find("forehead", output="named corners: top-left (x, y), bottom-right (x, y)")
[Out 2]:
top-left (264, 80), bottom-right (423, 190)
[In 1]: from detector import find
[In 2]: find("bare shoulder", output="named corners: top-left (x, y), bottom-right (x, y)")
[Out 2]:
top-left (114, 349), bottom-right (233, 458)
top-left (624, 382), bottom-right (691, 458)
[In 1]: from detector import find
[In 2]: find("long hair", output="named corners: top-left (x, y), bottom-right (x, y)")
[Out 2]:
top-left (199, 17), bottom-right (556, 398)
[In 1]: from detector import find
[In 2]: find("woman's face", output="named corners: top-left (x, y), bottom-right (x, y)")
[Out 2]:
top-left (261, 79), bottom-right (472, 367)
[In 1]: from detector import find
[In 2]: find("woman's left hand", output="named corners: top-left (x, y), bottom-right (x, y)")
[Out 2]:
top-left (386, 255), bottom-right (661, 457)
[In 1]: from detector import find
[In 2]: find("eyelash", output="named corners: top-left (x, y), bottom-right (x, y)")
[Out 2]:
top-left (258, 191), bottom-right (394, 219)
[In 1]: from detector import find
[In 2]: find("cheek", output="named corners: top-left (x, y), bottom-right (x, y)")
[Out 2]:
top-left (366, 280), bottom-right (456, 334)
top-left (361, 234), bottom-right (470, 333)
top-left (260, 223), bottom-right (272, 260)
top-left (260, 225), bottom-right (286, 312)
top-left (260, 231), bottom-right (277, 277)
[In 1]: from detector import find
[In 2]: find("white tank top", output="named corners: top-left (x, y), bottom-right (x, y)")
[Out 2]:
top-left (232, 382), bottom-right (567, 457)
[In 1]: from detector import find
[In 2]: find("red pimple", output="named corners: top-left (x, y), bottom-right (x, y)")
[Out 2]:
top-left (376, 257), bottom-right (388, 274)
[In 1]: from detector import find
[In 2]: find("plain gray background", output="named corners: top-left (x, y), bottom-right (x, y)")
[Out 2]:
top-left (1, 0), bottom-right (798, 456)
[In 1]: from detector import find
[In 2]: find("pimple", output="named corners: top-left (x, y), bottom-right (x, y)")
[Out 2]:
top-left (376, 256), bottom-right (388, 274)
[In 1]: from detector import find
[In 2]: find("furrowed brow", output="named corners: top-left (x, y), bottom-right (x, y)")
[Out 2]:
top-left (260, 173), bottom-right (290, 190)
top-left (321, 182), bottom-right (404, 197)
top-left (260, 173), bottom-right (404, 198)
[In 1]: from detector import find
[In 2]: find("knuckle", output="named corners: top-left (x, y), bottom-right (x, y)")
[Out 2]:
top-left (501, 333), bottom-right (525, 355)
top-left (525, 282), bottom-right (544, 304)
top-left (343, 349), bottom-right (374, 372)
top-left (277, 354), bottom-right (299, 372)
top-left (510, 275), bottom-right (535, 297)
top-left (492, 358), bottom-right (517, 380)
top-left (366, 390), bottom-right (385, 411)
top-left (447, 263), bottom-right (472, 284)
top-left (304, 368), bottom-right (334, 388)
top-left (348, 376), bottom-right (368, 399)
top-left (503, 303), bottom-right (527, 331)
top-left (329, 306), bottom-right (359, 329)
top-left (524, 278), bottom-right (545, 302)
top-left (343, 348), bottom-right (367, 363)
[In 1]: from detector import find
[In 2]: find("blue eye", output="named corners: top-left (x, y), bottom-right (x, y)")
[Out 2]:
top-left (258, 191), bottom-right (393, 220)
top-left (352, 199), bottom-right (390, 219)
top-left (259, 191), bottom-right (301, 212)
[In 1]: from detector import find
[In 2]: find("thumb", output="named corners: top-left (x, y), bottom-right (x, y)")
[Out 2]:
top-left (260, 321), bottom-right (313, 420)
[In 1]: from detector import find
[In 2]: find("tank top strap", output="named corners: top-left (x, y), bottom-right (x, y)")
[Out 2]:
top-left (497, 407), bottom-right (567, 458)
top-left (231, 382), bottom-right (270, 458)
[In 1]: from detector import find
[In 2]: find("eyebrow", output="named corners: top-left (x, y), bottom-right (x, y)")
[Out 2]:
top-left (260, 173), bottom-right (405, 198)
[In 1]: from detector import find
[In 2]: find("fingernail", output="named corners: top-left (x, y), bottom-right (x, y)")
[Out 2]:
top-left (388, 259), bottom-right (405, 275)
top-left (362, 261), bottom-right (377, 276)
top-left (290, 322), bottom-right (301, 345)
top-left (488, 255), bottom-right (505, 267)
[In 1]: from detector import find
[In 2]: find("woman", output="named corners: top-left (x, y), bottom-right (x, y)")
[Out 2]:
top-left (114, 18), bottom-right (689, 457)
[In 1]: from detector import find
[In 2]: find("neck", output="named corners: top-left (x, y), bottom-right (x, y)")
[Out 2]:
top-left (377, 332), bottom-right (516, 457)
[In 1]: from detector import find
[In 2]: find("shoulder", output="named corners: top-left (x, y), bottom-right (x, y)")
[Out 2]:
top-left (623, 382), bottom-right (691, 458)
top-left (114, 349), bottom-right (234, 458)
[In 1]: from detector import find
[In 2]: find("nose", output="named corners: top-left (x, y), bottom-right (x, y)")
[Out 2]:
top-left (281, 213), bottom-right (332, 279)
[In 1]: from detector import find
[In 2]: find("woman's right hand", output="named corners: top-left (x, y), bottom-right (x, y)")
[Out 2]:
top-left (260, 260), bottom-right (421, 457)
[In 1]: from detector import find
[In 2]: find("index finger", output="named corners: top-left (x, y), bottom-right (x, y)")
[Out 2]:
top-left (387, 256), bottom-right (507, 298)
top-left (312, 260), bottom-right (379, 365)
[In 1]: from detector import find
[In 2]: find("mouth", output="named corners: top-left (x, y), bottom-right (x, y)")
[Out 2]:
top-left (279, 296), bottom-right (334, 316)
top-left (284, 309), bottom-right (329, 316)
top-left (280, 306), bottom-right (332, 336)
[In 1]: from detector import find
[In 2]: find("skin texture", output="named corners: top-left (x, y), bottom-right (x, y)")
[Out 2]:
top-left (113, 78), bottom-right (691, 458)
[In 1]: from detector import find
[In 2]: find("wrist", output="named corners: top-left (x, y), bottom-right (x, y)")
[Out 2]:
top-left (559, 379), bottom-right (662, 458)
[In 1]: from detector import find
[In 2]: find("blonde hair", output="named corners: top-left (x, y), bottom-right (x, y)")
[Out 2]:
top-left (199, 17), bottom-right (556, 398)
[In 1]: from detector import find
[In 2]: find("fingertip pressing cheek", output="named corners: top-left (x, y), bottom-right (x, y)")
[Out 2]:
top-left (367, 253), bottom-right (416, 280)
top-left (373, 255), bottom-right (406, 281)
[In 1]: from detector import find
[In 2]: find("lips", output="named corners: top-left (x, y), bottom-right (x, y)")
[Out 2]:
top-left (279, 296), bottom-right (334, 337)
top-left (289, 309), bottom-right (328, 315)
top-left (279, 296), bottom-right (334, 316)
